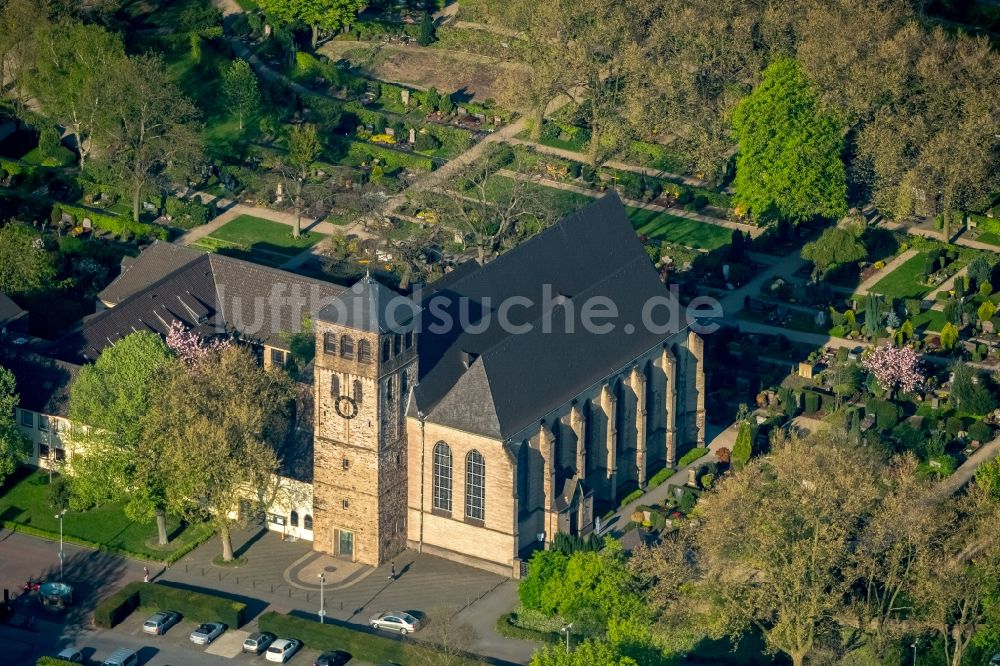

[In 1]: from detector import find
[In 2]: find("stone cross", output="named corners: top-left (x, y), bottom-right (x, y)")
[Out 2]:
top-left (408, 128), bottom-right (416, 144)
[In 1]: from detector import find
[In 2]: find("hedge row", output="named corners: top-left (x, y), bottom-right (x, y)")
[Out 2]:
top-left (94, 583), bottom-right (141, 628)
top-left (677, 447), bottom-right (710, 467)
top-left (36, 658), bottom-right (79, 666)
top-left (495, 613), bottom-right (560, 644)
top-left (647, 466), bottom-right (674, 489)
top-left (346, 140), bottom-right (435, 172)
top-left (257, 612), bottom-right (484, 665)
top-left (94, 582), bottom-right (247, 629)
top-left (56, 204), bottom-right (168, 241)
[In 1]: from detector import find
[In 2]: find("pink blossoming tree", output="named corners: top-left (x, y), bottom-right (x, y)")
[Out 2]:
top-left (166, 320), bottom-right (231, 368)
top-left (861, 343), bottom-right (924, 396)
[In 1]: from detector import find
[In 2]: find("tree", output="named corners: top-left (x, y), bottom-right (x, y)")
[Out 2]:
top-left (145, 346), bottom-right (293, 562)
top-left (417, 12), bottom-right (435, 46)
top-left (730, 419), bottom-right (753, 470)
top-left (950, 362), bottom-right (997, 417)
top-left (259, 0), bottom-right (365, 49)
top-left (413, 607), bottom-right (477, 666)
top-left (285, 123), bottom-right (322, 239)
top-left (801, 223), bottom-right (866, 279)
top-left (0, 223), bottom-right (54, 295)
top-left (426, 153), bottom-right (554, 262)
top-left (222, 58), bottom-right (260, 132)
top-left (98, 55), bottom-right (202, 222)
top-left (26, 20), bottom-right (126, 171)
top-left (860, 343), bottom-right (924, 396)
top-left (978, 300), bottom-right (996, 326)
top-left (731, 58), bottom-right (847, 223)
top-left (693, 432), bottom-right (882, 666)
top-left (940, 321), bottom-right (959, 350)
top-left (68, 332), bottom-right (174, 544)
top-left (0, 366), bottom-right (28, 487)
top-left (863, 293), bottom-right (885, 339)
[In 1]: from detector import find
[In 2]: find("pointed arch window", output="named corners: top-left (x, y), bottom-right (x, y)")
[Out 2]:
top-left (353, 379), bottom-right (363, 404)
top-left (323, 332), bottom-right (336, 355)
top-left (465, 450), bottom-right (485, 521)
top-left (330, 374), bottom-right (340, 397)
top-left (382, 337), bottom-right (392, 362)
top-left (340, 335), bottom-right (354, 359)
top-left (433, 442), bottom-right (452, 512)
top-left (358, 339), bottom-right (372, 363)
top-left (290, 511), bottom-right (299, 527)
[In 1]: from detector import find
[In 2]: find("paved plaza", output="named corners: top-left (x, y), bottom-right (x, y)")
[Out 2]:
top-left (157, 526), bottom-right (537, 663)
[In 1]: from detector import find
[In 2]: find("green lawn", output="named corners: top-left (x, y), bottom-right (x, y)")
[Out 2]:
top-left (21, 146), bottom-right (77, 167)
top-left (911, 307), bottom-right (947, 333)
top-left (0, 470), bottom-right (214, 561)
top-left (626, 208), bottom-right (732, 251)
top-left (870, 252), bottom-right (931, 300)
top-left (208, 215), bottom-right (324, 252)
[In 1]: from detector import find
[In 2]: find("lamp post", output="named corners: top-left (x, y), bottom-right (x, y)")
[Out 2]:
top-left (54, 509), bottom-right (67, 581)
top-left (318, 573), bottom-right (326, 624)
top-left (911, 639), bottom-right (918, 666)
top-left (560, 622), bottom-right (573, 653)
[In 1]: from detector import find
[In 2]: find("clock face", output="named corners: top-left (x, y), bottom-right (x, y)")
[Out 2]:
top-left (335, 395), bottom-right (358, 419)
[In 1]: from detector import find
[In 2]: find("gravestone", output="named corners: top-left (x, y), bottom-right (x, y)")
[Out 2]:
top-left (385, 127), bottom-right (395, 137)
top-left (686, 468), bottom-right (698, 488)
top-left (263, 24), bottom-right (272, 37)
top-left (983, 320), bottom-right (995, 334)
top-left (401, 89), bottom-right (410, 106)
top-left (408, 128), bottom-right (416, 144)
top-left (81, 218), bottom-right (92, 231)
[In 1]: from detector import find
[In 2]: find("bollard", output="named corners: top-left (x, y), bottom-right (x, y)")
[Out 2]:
top-left (236, 577), bottom-right (239, 585)
top-left (288, 588), bottom-right (292, 598)
top-left (253, 580), bottom-right (256, 589)
top-left (270, 584), bottom-right (274, 593)
top-left (218, 572), bottom-right (222, 581)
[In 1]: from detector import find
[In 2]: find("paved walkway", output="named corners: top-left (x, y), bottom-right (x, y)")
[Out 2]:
top-left (496, 169), bottom-right (759, 237)
top-left (607, 423), bottom-right (733, 538)
top-left (935, 434), bottom-right (1000, 499)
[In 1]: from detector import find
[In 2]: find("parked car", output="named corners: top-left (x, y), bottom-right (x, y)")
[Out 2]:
top-left (315, 650), bottom-right (352, 666)
top-left (266, 638), bottom-right (302, 663)
top-left (369, 610), bottom-right (421, 634)
top-left (142, 610), bottom-right (181, 635)
top-left (101, 647), bottom-right (139, 666)
top-left (990, 654), bottom-right (1000, 665)
top-left (244, 631), bottom-right (277, 654)
top-left (55, 647), bottom-right (84, 664)
top-left (189, 621), bottom-right (226, 645)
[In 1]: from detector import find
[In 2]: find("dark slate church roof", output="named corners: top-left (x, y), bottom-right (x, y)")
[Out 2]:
top-left (318, 273), bottom-right (417, 333)
top-left (54, 243), bottom-right (343, 362)
top-left (410, 193), bottom-right (688, 441)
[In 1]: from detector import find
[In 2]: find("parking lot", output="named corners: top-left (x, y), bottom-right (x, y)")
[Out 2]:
top-left (2, 609), bottom-right (379, 665)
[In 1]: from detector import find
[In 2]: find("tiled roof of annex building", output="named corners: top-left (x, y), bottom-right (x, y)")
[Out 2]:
top-left (404, 193), bottom-right (688, 441)
top-left (54, 241), bottom-right (343, 362)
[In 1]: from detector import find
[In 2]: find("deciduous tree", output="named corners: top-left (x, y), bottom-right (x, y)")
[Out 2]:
top-left (259, 0), bottom-right (365, 49)
top-left (98, 55), bottom-right (202, 222)
top-left (68, 331), bottom-right (174, 544)
top-left (26, 20), bottom-right (126, 171)
top-left (285, 123), bottom-right (322, 239)
top-left (731, 58), bottom-right (847, 224)
top-left (801, 223), bottom-right (866, 279)
top-left (222, 58), bottom-right (260, 132)
top-left (145, 346), bottom-right (293, 562)
top-left (0, 365), bottom-right (28, 487)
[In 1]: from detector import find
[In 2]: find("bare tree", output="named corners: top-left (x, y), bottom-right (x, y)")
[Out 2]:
top-left (421, 156), bottom-right (553, 263)
top-left (412, 607), bottom-right (478, 666)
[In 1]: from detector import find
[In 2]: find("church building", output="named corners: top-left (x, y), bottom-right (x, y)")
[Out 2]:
top-left (312, 194), bottom-right (706, 577)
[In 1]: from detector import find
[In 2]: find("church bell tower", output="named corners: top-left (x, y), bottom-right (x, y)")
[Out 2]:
top-left (312, 276), bottom-right (417, 565)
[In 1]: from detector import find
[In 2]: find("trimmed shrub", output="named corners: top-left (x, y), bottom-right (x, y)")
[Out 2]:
top-left (677, 447), bottom-right (709, 467)
top-left (677, 488), bottom-right (697, 514)
top-left (94, 583), bottom-right (140, 628)
top-left (803, 391), bottom-right (820, 414)
top-left (346, 141), bottom-right (434, 171)
top-left (946, 416), bottom-right (964, 437)
top-left (647, 466), bottom-right (673, 489)
top-left (36, 659), bottom-right (80, 666)
top-left (258, 612), bottom-right (484, 665)
top-left (618, 488), bottom-right (644, 508)
top-left (496, 613), bottom-right (559, 644)
top-left (58, 204), bottom-right (168, 241)
top-left (868, 399), bottom-right (900, 430)
top-left (968, 420), bottom-right (993, 443)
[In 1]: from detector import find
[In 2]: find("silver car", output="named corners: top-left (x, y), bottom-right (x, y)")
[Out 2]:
top-left (142, 610), bottom-right (181, 635)
top-left (55, 648), bottom-right (84, 664)
top-left (369, 610), bottom-right (421, 634)
top-left (189, 621), bottom-right (226, 645)
top-left (243, 631), bottom-right (276, 654)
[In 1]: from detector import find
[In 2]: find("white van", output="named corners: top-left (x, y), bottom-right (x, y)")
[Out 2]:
top-left (102, 647), bottom-right (139, 666)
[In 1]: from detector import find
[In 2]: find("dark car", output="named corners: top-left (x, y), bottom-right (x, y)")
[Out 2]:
top-left (315, 651), bottom-right (352, 666)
